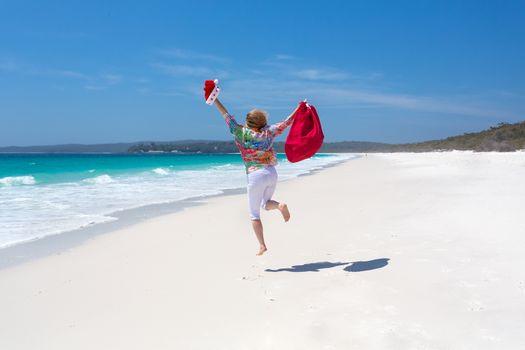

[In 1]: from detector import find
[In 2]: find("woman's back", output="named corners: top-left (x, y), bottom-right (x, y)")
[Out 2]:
top-left (224, 113), bottom-right (296, 173)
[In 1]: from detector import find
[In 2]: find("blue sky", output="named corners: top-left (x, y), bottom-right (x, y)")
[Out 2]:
top-left (1, 0), bottom-right (524, 146)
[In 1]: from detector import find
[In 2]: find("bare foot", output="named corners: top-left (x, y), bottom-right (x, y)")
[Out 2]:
top-left (256, 245), bottom-right (267, 256)
top-left (278, 203), bottom-right (290, 222)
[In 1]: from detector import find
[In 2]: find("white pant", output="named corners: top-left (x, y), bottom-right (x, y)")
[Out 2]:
top-left (246, 166), bottom-right (278, 220)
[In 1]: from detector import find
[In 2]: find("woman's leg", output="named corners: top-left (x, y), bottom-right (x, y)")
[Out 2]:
top-left (265, 200), bottom-right (291, 222)
top-left (261, 167), bottom-right (290, 221)
top-left (247, 169), bottom-right (269, 255)
top-left (251, 220), bottom-right (267, 256)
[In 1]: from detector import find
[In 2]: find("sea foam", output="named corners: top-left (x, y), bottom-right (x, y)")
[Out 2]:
top-left (0, 175), bottom-right (36, 186)
top-left (152, 168), bottom-right (170, 175)
top-left (83, 174), bottom-right (114, 184)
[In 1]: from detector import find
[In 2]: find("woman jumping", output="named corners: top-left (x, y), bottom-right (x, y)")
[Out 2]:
top-left (212, 97), bottom-right (300, 256)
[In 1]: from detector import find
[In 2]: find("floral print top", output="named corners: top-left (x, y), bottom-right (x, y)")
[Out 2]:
top-left (224, 113), bottom-right (296, 173)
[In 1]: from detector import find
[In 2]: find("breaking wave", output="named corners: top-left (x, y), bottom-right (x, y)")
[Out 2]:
top-left (0, 175), bottom-right (36, 186)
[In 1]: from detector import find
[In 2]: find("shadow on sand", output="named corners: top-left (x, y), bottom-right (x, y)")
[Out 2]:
top-left (343, 258), bottom-right (390, 272)
top-left (265, 258), bottom-right (390, 273)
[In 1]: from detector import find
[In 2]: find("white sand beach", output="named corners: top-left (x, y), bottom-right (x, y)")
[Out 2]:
top-left (1, 152), bottom-right (524, 349)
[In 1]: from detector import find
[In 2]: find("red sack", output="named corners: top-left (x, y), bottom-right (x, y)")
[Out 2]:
top-left (285, 101), bottom-right (324, 163)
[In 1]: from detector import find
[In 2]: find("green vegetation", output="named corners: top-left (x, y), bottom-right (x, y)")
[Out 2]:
top-left (2, 121), bottom-right (523, 153)
top-left (126, 140), bottom-right (394, 153)
top-left (389, 121), bottom-right (525, 152)
top-left (127, 121), bottom-right (525, 153)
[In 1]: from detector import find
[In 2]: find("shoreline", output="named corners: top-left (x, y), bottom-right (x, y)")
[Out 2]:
top-left (0, 155), bottom-right (356, 269)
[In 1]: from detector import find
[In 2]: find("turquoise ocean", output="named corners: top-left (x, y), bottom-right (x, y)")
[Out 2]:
top-left (0, 153), bottom-right (355, 248)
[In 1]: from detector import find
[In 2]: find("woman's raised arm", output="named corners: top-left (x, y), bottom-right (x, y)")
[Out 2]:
top-left (213, 98), bottom-right (230, 120)
top-left (269, 102), bottom-right (302, 137)
top-left (213, 98), bottom-right (243, 137)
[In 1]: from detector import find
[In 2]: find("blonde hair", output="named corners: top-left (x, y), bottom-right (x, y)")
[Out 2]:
top-left (246, 109), bottom-right (268, 131)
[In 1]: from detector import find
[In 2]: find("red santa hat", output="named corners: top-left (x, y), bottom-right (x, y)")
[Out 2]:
top-left (204, 79), bottom-right (220, 105)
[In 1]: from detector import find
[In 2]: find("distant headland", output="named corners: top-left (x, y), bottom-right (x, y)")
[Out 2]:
top-left (1, 121), bottom-right (523, 154)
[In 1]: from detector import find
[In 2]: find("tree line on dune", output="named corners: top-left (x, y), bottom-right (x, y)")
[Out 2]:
top-left (128, 121), bottom-right (525, 153)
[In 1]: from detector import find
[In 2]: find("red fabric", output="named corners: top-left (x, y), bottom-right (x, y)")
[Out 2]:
top-left (203, 80), bottom-right (216, 101)
top-left (285, 101), bottom-right (324, 163)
